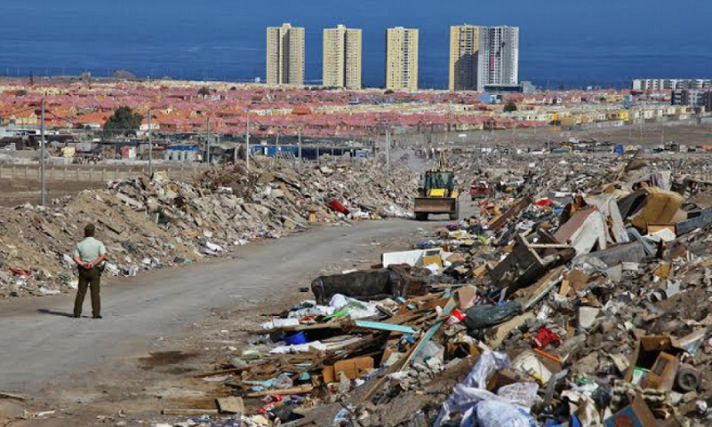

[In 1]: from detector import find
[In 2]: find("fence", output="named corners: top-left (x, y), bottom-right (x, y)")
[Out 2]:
top-left (0, 164), bottom-right (204, 183)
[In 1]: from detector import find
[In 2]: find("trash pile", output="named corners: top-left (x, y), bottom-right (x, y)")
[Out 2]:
top-left (0, 161), bottom-right (417, 299)
top-left (177, 155), bottom-right (712, 426)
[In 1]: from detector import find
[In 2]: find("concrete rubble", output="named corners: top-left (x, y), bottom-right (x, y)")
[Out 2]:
top-left (155, 153), bottom-right (712, 426)
top-left (0, 160), bottom-right (416, 298)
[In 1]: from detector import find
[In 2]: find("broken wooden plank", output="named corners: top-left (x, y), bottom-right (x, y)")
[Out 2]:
top-left (162, 409), bottom-right (219, 416)
top-left (193, 365), bottom-right (252, 378)
top-left (217, 396), bottom-right (245, 414)
top-left (528, 243), bottom-right (572, 249)
top-left (401, 298), bottom-right (456, 367)
top-left (524, 272), bottom-right (565, 310)
top-left (245, 385), bottom-right (314, 398)
top-left (0, 392), bottom-right (26, 401)
top-left (489, 196), bottom-right (532, 231)
top-left (351, 320), bottom-right (417, 334)
top-left (485, 311), bottom-right (535, 349)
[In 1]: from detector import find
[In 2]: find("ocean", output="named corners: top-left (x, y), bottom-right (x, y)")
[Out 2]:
top-left (1, 0), bottom-right (711, 90)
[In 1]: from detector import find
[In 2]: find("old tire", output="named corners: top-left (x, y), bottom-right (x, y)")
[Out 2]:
top-left (415, 213), bottom-right (429, 221)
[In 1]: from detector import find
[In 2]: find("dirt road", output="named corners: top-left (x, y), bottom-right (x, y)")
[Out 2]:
top-left (0, 208), bottom-right (467, 397)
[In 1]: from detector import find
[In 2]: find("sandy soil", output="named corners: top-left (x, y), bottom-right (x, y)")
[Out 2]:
top-left (0, 200), bottom-right (474, 426)
top-left (0, 180), bottom-right (105, 207)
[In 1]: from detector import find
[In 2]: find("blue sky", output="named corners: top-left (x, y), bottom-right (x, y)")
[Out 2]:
top-left (1, 0), bottom-right (710, 88)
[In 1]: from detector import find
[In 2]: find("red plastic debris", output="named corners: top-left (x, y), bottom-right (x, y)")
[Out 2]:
top-left (326, 198), bottom-right (350, 215)
top-left (532, 327), bottom-right (562, 349)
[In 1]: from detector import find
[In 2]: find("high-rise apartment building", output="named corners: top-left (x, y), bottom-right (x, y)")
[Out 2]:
top-left (477, 26), bottom-right (519, 92)
top-left (266, 23), bottom-right (305, 86)
top-left (385, 27), bottom-right (419, 91)
top-left (323, 25), bottom-right (362, 89)
top-left (449, 25), bottom-right (481, 91)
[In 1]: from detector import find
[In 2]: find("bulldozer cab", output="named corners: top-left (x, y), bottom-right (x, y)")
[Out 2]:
top-left (424, 171), bottom-right (454, 197)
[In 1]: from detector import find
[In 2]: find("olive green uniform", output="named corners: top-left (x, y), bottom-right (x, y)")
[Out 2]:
top-left (73, 237), bottom-right (106, 318)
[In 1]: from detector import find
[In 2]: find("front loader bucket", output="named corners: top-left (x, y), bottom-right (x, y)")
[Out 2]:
top-left (414, 197), bottom-right (457, 214)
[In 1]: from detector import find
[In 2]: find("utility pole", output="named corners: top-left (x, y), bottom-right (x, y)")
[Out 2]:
top-left (245, 117), bottom-right (251, 170)
top-left (40, 100), bottom-right (46, 206)
top-left (385, 127), bottom-right (391, 173)
top-left (298, 127), bottom-right (303, 173)
top-left (206, 116), bottom-right (211, 165)
top-left (147, 110), bottom-right (153, 176)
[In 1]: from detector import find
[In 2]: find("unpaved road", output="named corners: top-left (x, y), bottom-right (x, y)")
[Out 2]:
top-left (0, 208), bottom-right (468, 395)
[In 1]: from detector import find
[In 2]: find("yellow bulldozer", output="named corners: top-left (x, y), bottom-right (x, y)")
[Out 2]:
top-left (414, 151), bottom-right (459, 221)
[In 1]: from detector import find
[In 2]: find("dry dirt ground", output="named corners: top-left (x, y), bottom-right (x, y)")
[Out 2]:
top-left (0, 180), bottom-right (105, 207)
top-left (435, 121), bottom-right (712, 149)
top-left (1, 122), bottom-right (709, 207)
top-left (0, 201), bottom-right (476, 427)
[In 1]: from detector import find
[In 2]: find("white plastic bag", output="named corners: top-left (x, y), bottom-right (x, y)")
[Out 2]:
top-left (474, 400), bottom-right (534, 427)
top-left (462, 351), bottom-right (511, 389)
top-left (434, 351), bottom-right (512, 427)
top-left (497, 382), bottom-right (539, 409)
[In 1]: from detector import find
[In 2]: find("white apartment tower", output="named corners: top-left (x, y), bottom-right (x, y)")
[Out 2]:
top-left (477, 26), bottom-right (519, 92)
top-left (266, 23), bottom-right (305, 86)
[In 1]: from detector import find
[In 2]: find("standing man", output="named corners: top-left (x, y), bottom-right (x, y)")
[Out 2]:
top-left (72, 224), bottom-right (107, 319)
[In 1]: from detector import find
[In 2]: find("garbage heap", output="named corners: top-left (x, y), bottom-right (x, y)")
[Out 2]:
top-left (182, 157), bottom-right (712, 427)
top-left (0, 161), bottom-right (416, 299)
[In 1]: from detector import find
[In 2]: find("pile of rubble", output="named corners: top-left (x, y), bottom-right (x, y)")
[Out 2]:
top-left (0, 160), bottom-right (417, 299)
top-left (165, 154), bottom-right (712, 426)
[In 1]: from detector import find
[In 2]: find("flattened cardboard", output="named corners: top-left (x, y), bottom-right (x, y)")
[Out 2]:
top-left (604, 396), bottom-right (657, 427)
top-left (456, 285), bottom-right (478, 310)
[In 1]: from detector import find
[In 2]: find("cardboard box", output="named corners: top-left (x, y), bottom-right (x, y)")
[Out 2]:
top-left (658, 417), bottom-right (684, 427)
top-left (422, 254), bottom-right (443, 268)
top-left (630, 188), bottom-right (684, 231)
top-left (625, 336), bottom-right (681, 392)
top-left (332, 356), bottom-right (374, 380)
top-left (473, 263), bottom-right (489, 278)
top-left (456, 285), bottom-right (478, 310)
top-left (644, 352), bottom-right (679, 391)
top-left (604, 396), bottom-right (657, 427)
top-left (486, 367), bottom-right (537, 392)
top-left (322, 365), bottom-right (336, 384)
top-left (653, 262), bottom-right (671, 279)
top-left (647, 223), bottom-right (676, 235)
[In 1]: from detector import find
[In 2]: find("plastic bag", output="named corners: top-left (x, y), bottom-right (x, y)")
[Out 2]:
top-left (497, 382), bottom-right (539, 409)
top-left (462, 351), bottom-right (511, 389)
top-left (464, 301), bottom-right (522, 330)
top-left (413, 341), bottom-right (444, 366)
top-left (475, 400), bottom-right (535, 427)
top-left (272, 373), bottom-right (294, 390)
top-left (434, 352), bottom-right (511, 427)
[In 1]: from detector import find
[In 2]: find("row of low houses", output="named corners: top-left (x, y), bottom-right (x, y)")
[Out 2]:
top-left (509, 105), bottom-right (695, 127)
top-left (0, 104), bottom-right (696, 137)
top-left (0, 79), bottom-right (702, 137)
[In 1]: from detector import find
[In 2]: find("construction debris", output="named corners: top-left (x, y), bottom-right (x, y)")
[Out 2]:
top-left (158, 153), bottom-right (712, 426)
top-left (0, 160), bottom-right (416, 298)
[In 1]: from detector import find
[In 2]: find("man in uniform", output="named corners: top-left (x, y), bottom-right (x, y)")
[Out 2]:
top-left (72, 224), bottom-right (107, 319)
